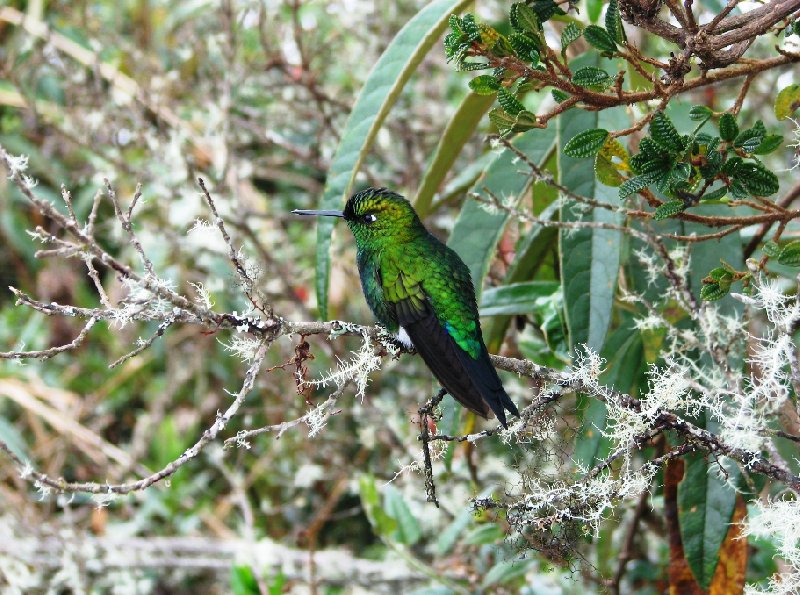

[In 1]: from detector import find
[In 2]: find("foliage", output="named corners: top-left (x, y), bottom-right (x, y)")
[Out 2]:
top-left (1, 0), bottom-right (800, 594)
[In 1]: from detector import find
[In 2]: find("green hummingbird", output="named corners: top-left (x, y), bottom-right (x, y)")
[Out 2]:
top-left (293, 187), bottom-right (520, 428)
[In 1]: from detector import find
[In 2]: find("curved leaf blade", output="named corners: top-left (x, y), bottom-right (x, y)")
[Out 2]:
top-left (414, 92), bottom-right (495, 217)
top-left (313, 0), bottom-right (471, 318)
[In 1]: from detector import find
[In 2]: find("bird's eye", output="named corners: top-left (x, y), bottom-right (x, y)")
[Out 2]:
top-left (363, 214), bottom-right (377, 223)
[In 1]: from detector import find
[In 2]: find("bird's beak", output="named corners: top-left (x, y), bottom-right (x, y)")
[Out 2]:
top-left (291, 209), bottom-right (344, 218)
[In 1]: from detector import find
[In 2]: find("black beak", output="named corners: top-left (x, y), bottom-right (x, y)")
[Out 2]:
top-left (291, 209), bottom-right (344, 218)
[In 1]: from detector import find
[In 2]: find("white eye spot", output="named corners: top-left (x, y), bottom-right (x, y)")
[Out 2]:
top-left (364, 214), bottom-right (377, 223)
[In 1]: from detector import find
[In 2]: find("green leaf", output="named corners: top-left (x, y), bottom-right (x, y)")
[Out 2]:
top-left (552, 88), bottom-right (570, 102)
top-left (560, 22), bottom-right (583, 57)
top-left (510, 3), bottom-right (540, 34)
top-left (650, 111), bottom-right (682, 153)
top-left (562, 128), bottom-right (609, 158)
top-left (700, 282), bottom-right (727, 301)
top-left (754, 134), bottom-right (783, 155)
top-left (497, 88), bottom-right (526, 116)
top-left (737, 162), bottom-right (779, 196)
top-left (488, 108), bottom-right (539, 135)
top-left (559, 65), bottom-right (626, 353)
top-left (231, 566), bottom-right (261, 595)
top-left (605, 0), bottom-right (626, 43)
top-left (448, 128), bottom-right (556, 300)
top-left (653, 200), bottom-right (686, 220)
top-left (700, 150), bottom-right (723, 179)
top-left (619, 171), bottom-right (660, 198)
top-left (583, 25), bottom-right (617, 52)
top-left (678, 449), bottom-right (738, 589)
top-left (734, 125), bottom-right (764, 154)
top-left (775, 84), bottom-right (800, 119)
top-left (700, 186), bottom-right (727, 202)
top-left (689, 105), bottom-right (713, 121)
top-left (436, 507), bottom-right (473, 555)
top-left (778, 241), bottom-right (800, 266)
top-left (479, 281), bottom-right (560, 315)
top-left (572, 66), bottom-right (612, 87)
top-left (383, 485), bottom-right (421, 545)
top-left (313, 0), bottom-right (470, 318)
top-left (763, 241), bottom-right (781, 257)
top-left (359, 475), bottom-right (397, 537)
top-left (468, 75), bottom-right (500, 95)
top-left (719, 113), bottom-right (738, 142)
top-left (482, 557), bottom-right (535, 588)
top-left (414, 92), bottom-right (494, 216)
top-left (463, 523), bottom-right (504, 545)
top-left (509, 32), bottom-right (540, 57)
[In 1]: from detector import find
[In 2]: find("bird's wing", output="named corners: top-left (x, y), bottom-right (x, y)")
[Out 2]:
top-left (377, 265), bottom-right (486, 417)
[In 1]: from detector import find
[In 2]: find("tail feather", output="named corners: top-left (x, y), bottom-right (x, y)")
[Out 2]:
top-left (400, 303), bottom-right (519, 428)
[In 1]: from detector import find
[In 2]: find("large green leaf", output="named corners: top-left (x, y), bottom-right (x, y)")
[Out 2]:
top-left (313, 0), bottom-right (471, 318)
top-left (383, 484), bottom-right (422, 545)
top-left (678, 446), bottom-right (739, 589)
top-left (558, 56), bottom-right (626, 352)
top-left (447, 127), bottom-right (556, 300)
top-left (479, 281), bottom-right (560, 316)
top-left (414, 92), bottom-right (495, 217)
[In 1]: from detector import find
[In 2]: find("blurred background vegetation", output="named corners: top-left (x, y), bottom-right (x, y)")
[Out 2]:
top-left (0, 0), bottom-right (798, 593)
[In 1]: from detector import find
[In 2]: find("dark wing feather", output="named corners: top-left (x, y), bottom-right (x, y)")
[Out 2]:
top-left (396, 297), bottom-right (519, 427)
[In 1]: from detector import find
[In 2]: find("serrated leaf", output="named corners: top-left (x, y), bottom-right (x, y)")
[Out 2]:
top-left (719, 113), bottom-right (738, 141)
top-left (560, 22), bottom-right (582, 57)
top-left (722, 155), bottom-right (743, 176)
top-left (734, 125), bottom-right (764, 154)
top-left (530, 0), bottom-right (565, 22)
top-left (653, 200), bottom-right (685, 220)
top-left (700, 150), bottom-right (723, 179)
top-left (729, 179), bottom-right (748, 200)
top-left (510, 2), bottom-right (540, 34)
top-left (563, 128), bottom-right (609, 158)
top-left (763, 241), bottom-right (781, 257)
top-left (583, 25), bottom-right (617, 52)
top-left (775, 84), bottom-right (800, 119)
top-left (738, 162), bottom-right (779, 196)
top-left (414, 92), bottom-right (495, 216)
top-left (754, 134), bottom-right (783, 155)
top-left (314, 0), bottom-right (471, 318)
top-left (700, 186), bottom-right (727, 202)
top-left (468, 75), bottom-right (500, 95)
top-left (551, 89), bottom-right (570, 102)
top-left (700, 282), bottom-right (728, 301)
top-left (497, 88), bottom-right (526, 116)
top-left (778, 241), bottom-right (800, 266)
top-left (605, 0), bottom-right (626, 43)
top-left (619, 171), bottom-right (660, 198)
top-left (509, 32), bottom-right (540, 58)
top-left (650, 111), bottom-right (682, 153)
top-left (689, 105), bottom-right (713, 121)
top-left (572, 66), bottom-right (612, 87)
top-left (459, 61), bottom-right (492, 71)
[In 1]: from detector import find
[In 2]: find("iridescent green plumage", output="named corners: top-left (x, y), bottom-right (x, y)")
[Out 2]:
top-left (293, 187), bottom-right (520, 428)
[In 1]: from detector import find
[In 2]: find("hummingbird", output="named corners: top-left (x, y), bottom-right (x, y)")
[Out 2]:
top-left (293, 187), bottom-right (520, 428)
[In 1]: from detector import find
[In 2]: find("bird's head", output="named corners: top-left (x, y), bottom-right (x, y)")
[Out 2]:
top-left (292, 187), bottom-right (424, 247)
